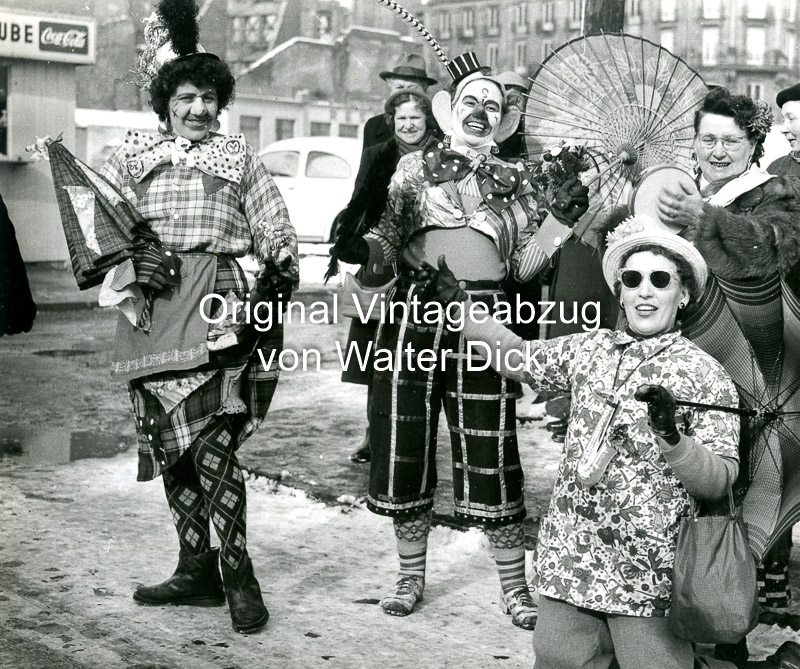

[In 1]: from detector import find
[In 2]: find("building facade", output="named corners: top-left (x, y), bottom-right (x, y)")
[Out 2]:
top-left (419, 0), bottom-right (800, 109)
top-left (0, 3), bottom-right (96, 262)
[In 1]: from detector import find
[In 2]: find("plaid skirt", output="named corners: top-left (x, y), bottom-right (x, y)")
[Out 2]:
top-left (128, 257), bottom-right (282, 481)
top-left (366, 280), bottom-right (525, 525)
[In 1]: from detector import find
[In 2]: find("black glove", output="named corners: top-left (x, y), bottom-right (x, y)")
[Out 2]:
top-left (550, 176), bottom-right (590, 226)
top-left (256, 256), bottom-right (296, 305)
top-left (332, 235), bottom-right (370, 265)
top-left (432, 255), bottom-right (468, 305)
top-left (634, 384), bottom-right (680, 445)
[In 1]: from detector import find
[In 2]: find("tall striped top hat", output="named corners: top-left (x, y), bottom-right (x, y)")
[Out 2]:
top-left (446, 52), bottom-right (482, 86)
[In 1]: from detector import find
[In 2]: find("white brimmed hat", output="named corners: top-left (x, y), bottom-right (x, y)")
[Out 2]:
top-left (602, 215), bottom-right (708, 298)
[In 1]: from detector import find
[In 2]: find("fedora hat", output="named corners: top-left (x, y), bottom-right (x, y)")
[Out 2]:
top-left (380, 53), bottom-right (438, 87)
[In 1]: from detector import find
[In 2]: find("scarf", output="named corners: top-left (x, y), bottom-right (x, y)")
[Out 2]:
top-left (395, 130), bottom-right (432, 157)
top-left (700, 163), bottom-right (777, 206)
top-left (121, 131), bottom-right (248, 184)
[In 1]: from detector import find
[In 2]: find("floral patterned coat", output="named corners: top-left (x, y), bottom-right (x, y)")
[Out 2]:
top-left (523, 328), bottom-right (739, 617)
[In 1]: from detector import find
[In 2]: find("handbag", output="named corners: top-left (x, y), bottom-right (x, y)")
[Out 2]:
top-left (668, 488), bottom-right (759, 644)
top-left (339, 271), bottom-right (397, 322)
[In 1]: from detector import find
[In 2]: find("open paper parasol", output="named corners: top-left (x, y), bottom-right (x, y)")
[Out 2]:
top-left (524, 33), bottom-right (707, 250)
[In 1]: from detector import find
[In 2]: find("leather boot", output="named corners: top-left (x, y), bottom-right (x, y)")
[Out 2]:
top-left (221, 553), bottom-right (269, 634)
top-left (133, 547), bottom-right (225, 607)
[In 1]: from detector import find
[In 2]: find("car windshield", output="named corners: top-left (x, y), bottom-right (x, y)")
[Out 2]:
top-left (305, 151), bottom-right (351, 179)
top-left (260, 150), bottom-right (300, 177)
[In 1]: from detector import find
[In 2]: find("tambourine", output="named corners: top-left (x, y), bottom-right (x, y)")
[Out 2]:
top-left (628, 164), bottom-right (697, 232)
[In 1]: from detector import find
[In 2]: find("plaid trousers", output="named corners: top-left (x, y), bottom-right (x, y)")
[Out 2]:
top-left (366, 281), bottom-right (525, 525)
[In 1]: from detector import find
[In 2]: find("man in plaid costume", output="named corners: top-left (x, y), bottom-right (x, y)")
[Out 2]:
top-left (337, 52), bottom-right (589, 630)
top-left (47, 0), bottom-right (299, 636)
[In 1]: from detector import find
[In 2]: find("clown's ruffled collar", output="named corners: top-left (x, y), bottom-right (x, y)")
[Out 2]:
top-left (121, 130), bottom-right (247, 184)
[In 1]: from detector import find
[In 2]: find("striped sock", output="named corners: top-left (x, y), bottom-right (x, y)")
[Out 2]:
top-left (393, 509), bottom-right (432, 579)
top-left (486, 522), bottom-right (527, 594)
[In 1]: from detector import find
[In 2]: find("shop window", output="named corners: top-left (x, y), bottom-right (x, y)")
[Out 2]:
top-left (338, 124), bottom-right (358, 138)
top-left (239, 115), bottom-right (261, 150)
top-left (275, 118), bottom-right (295, 141)
top-left (310, 122), bottom-right (331, 137)
top-left (0, 65), bottom-right (7, 156)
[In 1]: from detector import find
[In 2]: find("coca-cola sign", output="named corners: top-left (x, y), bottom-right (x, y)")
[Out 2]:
top-left (39, 21), bottom-right (88, 55)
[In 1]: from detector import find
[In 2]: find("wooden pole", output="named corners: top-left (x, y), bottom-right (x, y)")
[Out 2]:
top-left (582, 0), bottom-right (625, 36)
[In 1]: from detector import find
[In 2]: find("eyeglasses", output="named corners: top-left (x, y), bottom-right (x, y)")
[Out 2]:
top-left (619, 269), bottom-right (677, 290)
top-left (697, 135), bottom-right (747, 151)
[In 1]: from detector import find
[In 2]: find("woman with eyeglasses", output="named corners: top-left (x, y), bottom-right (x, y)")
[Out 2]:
top-left (430, 217), bottom-right (757, 668)
top-left (656, 88), bottom-right (800, 666)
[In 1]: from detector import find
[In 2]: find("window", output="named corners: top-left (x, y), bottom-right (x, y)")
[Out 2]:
top-left (660, 0), bottom-right (676, 22)
top-left (788, 33), bottom-right (797, 68)
top-left (789, 0), bottom-right (797, 22)
top-left (514, 3), bottom-right (528, 27)
top-left (626, 0), bottom-right (642, 17)
top-left (263, 14), bottom-right (279, 43)
top-left (542, 1), bottom-right (554, 27)
top-left (515, 41), bottom-right (527, 70)
top-left (746, 27), bottom-right (766, 65)
top-left (439, 12), bottom-right (451, 38)
top-left (260, 150), bottom-right (299, 177)
top-left (542, 40), bottom-right (553, 61)
top-left (232, 17), bottom-right (244, 44)
top-left (463, 8), bottom-right (475, 35)
top-left (275, 118), bottom-right (295, 141)
top-left (702, 0), bottom-right (721, 19)
top-left (746, 83), bottom-right (763, 100)
top-left (305, 152), bottom-right (352, 179)
top-left (488, 5), bottom-right (500, 33)
top-left (0, 65), bottom-right (7, 156)
top-left (661, 29), bottom-right (675, 55)
top-left (569, 0), bottom-right (582, 26)
top-left (701, 28), bottom-right (718, 65)
top-left (746, 0), bottom-right (767, 19)
top-left (239, 115), bottom-right (261, 150)
top-left (338, 124), bottom-right (358, 138)
top-left (310, 122), bottom-right (331, 137)
top-left (486, 44), bottom-right (499, 69)
top-left (245, 16), bottom-right (262, 43)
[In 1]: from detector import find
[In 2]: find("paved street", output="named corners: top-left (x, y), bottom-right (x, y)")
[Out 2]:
top-left (1, 264), bottom-right (799, 668)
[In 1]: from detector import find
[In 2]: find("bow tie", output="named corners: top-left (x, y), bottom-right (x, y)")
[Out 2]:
top-left (421, 139), bottom-right (530, 213)
top-left (122, 131), bottom-right (247, 184)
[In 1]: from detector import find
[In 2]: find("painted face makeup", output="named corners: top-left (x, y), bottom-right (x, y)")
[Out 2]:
top-left (450, 79), bottom-right (503, 149)
top-left (168, 82), bottom-right (219, 142)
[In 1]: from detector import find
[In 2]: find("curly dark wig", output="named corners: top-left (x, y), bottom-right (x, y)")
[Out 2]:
top-left (693, 87), bottom-right (767, 164)
top-left (150, 54), bottom-right (236, 122)
top-left (614, 243), bottom-right (699, 304)
top-left (384, 91), bottom-right (435, 136)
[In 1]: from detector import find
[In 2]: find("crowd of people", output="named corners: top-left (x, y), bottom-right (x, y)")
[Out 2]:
top-left (33, 0), bottom-right (800, 666)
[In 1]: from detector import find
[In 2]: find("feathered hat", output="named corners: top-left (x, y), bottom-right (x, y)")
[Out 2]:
top-left (133, 0), bottom-right (219, 91)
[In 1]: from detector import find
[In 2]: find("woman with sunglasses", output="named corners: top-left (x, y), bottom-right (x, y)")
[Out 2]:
top-left (431, 215), bottom-right (761, 668)
top-left (656, 88), bottom-right (800, 665)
